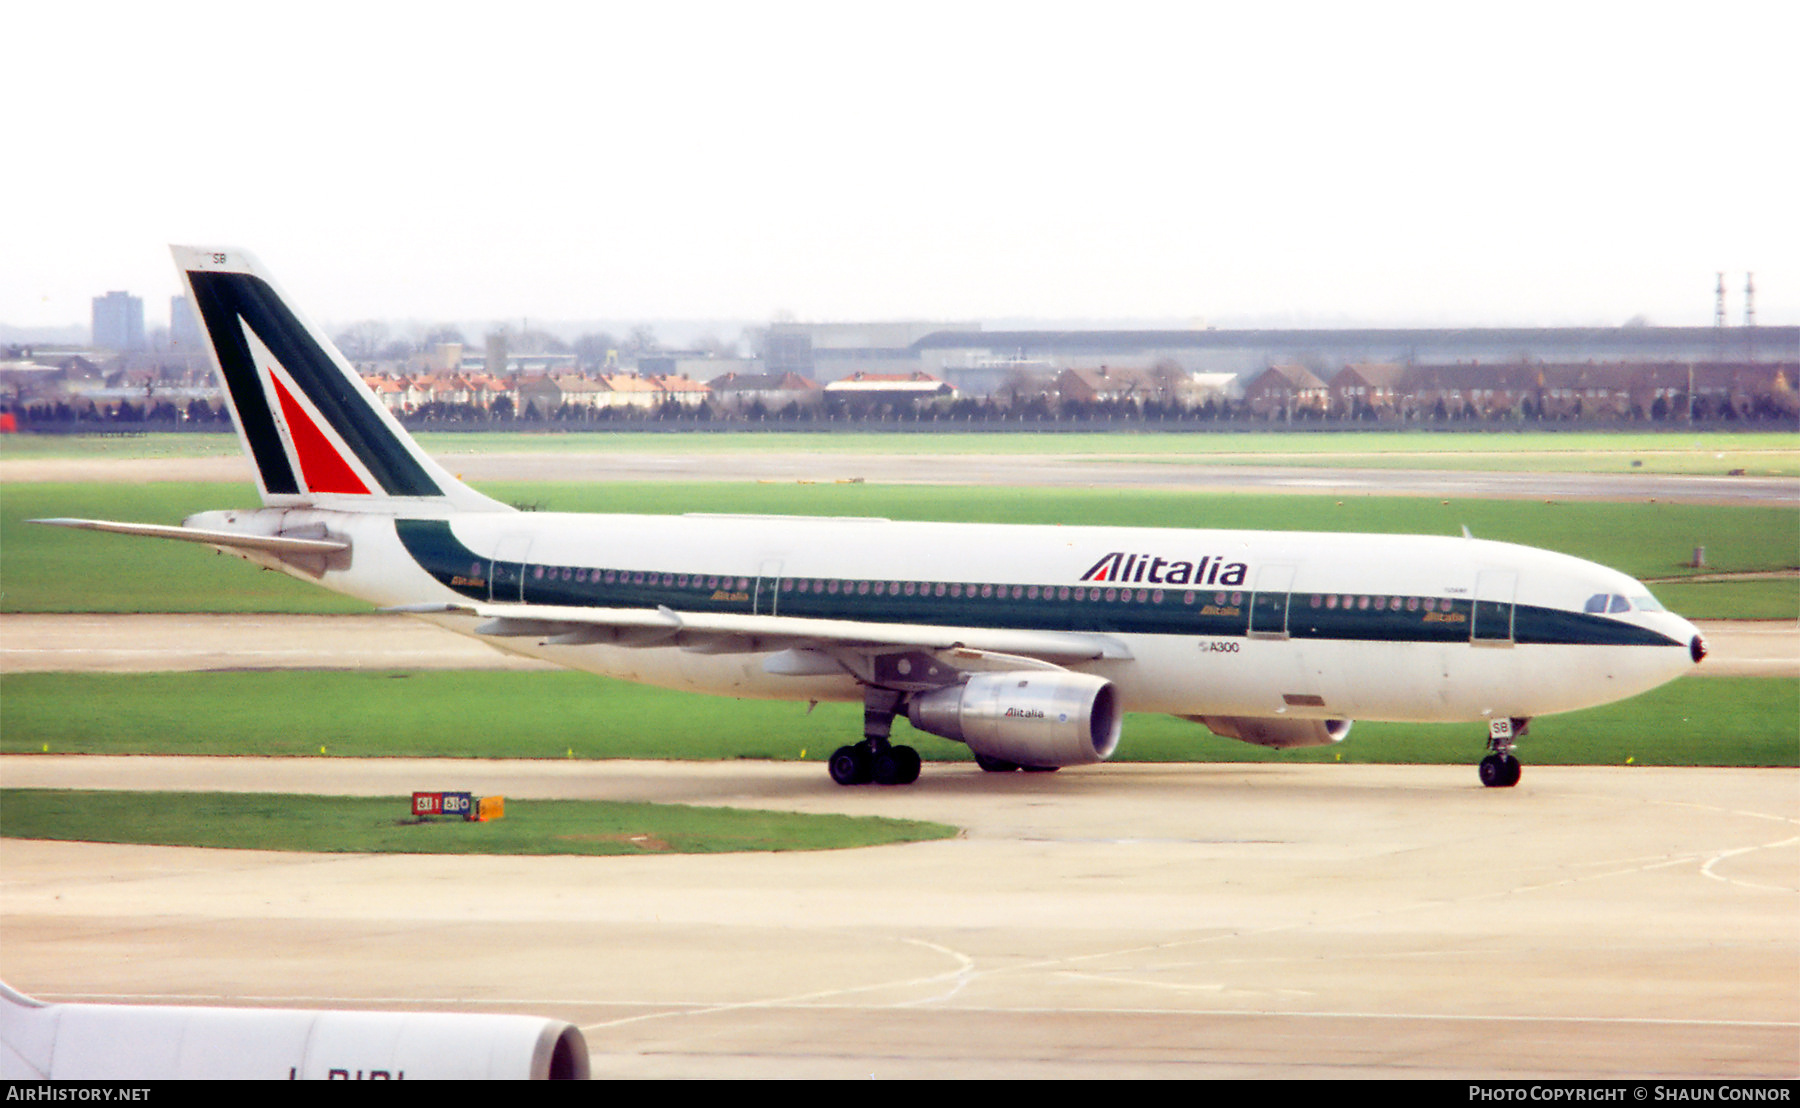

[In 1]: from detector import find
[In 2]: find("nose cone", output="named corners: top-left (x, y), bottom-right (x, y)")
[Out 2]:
top-left (1656, 611), bottom-right (1707, 672)
top-left (1666, 612), bottom-right (1704, 665)
top-left (1636, 609), bottom-right (1705, 687)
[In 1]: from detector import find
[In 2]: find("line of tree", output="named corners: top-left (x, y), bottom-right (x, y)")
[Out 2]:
top-left (10, 391), bottom-right (1791, 429)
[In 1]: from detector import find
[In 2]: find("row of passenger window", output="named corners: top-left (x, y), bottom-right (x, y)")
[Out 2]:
top-left (506, 560), bottom-right (1245, 606)
top-left (775, 579), bottom-right (1246, 605)
top-left (506, 561), bottom-right (1476, 616)
top-left (1308, 593), bottom-right (1459, 612)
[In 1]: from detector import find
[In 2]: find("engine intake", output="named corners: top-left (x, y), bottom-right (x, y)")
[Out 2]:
top-left (908, 671), bottom-right (1122, 768)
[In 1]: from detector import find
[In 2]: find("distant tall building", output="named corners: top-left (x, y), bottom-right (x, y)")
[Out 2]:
top-left (765, 326), bottom-right (813, 374)
top-left (170, 296), bottom-right (203, 352)
top-left (92, 291), bottom-right (144, 351)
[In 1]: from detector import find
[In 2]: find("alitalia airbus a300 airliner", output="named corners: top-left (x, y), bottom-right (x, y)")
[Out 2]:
top-left (38, 247), bottom-right (1709, 789)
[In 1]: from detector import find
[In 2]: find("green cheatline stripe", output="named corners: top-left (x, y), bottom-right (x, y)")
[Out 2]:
top-left (395, 519), bottom-right (1680, 648)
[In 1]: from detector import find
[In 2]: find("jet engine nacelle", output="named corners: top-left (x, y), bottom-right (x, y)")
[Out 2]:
top-left (908, 671), bottom-right (1122, 768)
top-left (1190, 715), bottom-right (1353, 749)
top-left (0, 983), bottom-right (589, 1080)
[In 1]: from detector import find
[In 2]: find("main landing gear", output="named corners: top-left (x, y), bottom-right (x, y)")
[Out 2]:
top-left (829, 742), bottom-right (922, 786)
top-left (1479, 716), bottom-right (1528, 788)
top-left (829, 688), bottom-right (922, 787)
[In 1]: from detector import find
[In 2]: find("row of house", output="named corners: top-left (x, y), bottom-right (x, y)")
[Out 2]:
top-left (7, 349), bottom-right (1794, 425)
top-left (357, 370), bottom-right (956, 417)
top-left (355, 361), bottom-right (1797, 421)
top-left (1243, 361), bottom-right (1798, 421)
top-left (0, 355), bottom-right (960, 419)
top-left (360, 370), bottom-right (750, 415)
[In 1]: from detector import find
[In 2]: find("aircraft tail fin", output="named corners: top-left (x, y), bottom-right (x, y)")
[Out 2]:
top-left (172, 246), bottom-right (508, 513)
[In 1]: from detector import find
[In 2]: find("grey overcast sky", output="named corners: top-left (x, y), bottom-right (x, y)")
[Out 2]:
top-left (4, 0), bottom-right (1796, 331)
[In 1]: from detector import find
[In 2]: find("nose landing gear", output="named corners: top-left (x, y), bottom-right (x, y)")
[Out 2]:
top-left (1479, 716), bottom-right (1528, 787)
top-left (1479, 751), bottom-right (1521, 788)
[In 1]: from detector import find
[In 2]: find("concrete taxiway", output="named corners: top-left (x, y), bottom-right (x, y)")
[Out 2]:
top-left (2, 757), bottom-right (1795, 1078)
top-left (3, 451), bottom-right (1792, 505)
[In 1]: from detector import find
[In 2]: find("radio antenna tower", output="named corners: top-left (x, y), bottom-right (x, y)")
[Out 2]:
top-left (1745, 273), bottom-right (1758, 362)
top-left (1714, 273), bottom-right (1727, 328)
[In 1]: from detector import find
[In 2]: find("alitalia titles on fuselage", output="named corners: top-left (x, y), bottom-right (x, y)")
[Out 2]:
top-left (1080, 552), bottom-right (1249, 588)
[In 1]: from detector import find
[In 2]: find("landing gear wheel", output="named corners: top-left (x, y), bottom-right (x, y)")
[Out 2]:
top-left (974, 754), bottom-right (1020, 773)
top-left (874, 745), bottom-right (922, 786)
top-left (829, 745), bottom-right (873, 786)
top-left (1479, 753), bottom-right (1521, 788)
top-left (831, 688), bottom-right (922, 786)
top-left (1480, 717), bottom-right (1527, 788)
top-left (1500, 755), bottom-right (1521, 787)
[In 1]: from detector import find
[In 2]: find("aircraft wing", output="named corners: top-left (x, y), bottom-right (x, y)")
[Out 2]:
top-left (388, 600), bottom-right (1134, 672)
top-left (1, 980), bottom-right (587, 1080)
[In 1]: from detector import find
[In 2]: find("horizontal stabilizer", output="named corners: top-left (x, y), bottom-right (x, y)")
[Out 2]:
top-left (30, 517), bottom-right (348, 555)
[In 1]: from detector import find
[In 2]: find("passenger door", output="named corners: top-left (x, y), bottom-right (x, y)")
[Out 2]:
top-left (489, 535), bottom-right (533, 604)
top-left (1248, 564), bottom-right (1296, 639)
top-left (1471, 569), bottom-right (1517, 645)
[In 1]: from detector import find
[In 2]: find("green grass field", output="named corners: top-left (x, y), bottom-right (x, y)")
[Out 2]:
top-left (3, 670), bottom-right (1792, 767)
top-left (4, 480), bottom-right (1794, 617)
top-left (4, 429), bottom-right (1796, 476)
top-left (0, 789), bottom-right (958, 855)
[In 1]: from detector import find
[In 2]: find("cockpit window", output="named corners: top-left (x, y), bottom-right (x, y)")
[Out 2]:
top-left (1586, 592), bottom-right (1639, 615)
top-left (1632, 595), bottom-right (1665, 613)
top-left (1584, 593), bottom-right (1641, 618)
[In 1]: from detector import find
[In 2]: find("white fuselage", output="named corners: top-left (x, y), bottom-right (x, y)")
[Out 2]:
top-left (198, 506), bottom-right (1702, 728)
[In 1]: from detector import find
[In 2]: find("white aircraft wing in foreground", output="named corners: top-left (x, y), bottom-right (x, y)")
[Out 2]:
top-left (0, 982), bottom-right (588, 1080)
